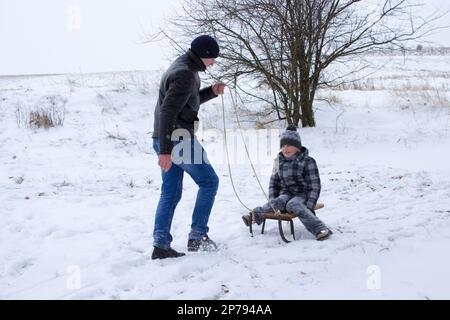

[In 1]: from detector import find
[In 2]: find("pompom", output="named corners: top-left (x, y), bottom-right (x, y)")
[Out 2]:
top-left (286, 124), bottom-right (297, 131)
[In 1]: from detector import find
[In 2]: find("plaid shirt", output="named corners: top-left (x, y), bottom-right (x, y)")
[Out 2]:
top-left (269, 147), bottom-right (321, 210)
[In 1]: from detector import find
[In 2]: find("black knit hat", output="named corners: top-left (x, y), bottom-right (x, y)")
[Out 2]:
top-left (280, 124), bottom-right (302, 149)
top-left (190, 35), bottom-right (220, 58)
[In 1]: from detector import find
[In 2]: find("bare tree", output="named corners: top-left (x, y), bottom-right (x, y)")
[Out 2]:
top-left (149, 0), bottom-right (447, 127)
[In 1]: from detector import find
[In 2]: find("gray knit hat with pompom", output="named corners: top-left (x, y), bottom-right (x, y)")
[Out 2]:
top-left (280, 124), bottom-right (302, 149)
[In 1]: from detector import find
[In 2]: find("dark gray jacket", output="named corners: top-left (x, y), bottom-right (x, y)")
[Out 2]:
top-left (152, 50), bottom-right (217, 154)
top-left (269, 147), bottom-right (321, 210)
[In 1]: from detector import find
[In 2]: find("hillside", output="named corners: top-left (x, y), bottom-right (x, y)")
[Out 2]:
top-left (1, 55), bottom-right (450, 299)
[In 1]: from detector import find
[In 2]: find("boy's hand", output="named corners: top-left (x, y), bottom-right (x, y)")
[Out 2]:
top-left (270, 198), bottom-right (286, 211)
top-left (212, 82), bottom-right (225, 95)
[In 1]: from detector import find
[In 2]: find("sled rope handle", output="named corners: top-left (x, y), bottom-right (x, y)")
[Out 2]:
top-left (221, 91), bottom-right (277, 214)
top-left (221, 93), bottom-right (251, 211)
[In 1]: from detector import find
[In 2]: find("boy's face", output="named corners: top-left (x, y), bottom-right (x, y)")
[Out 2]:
top-left (281, 145), bottom-right (300, 158)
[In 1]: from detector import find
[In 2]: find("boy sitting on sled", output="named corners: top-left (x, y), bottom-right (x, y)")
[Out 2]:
top-left (242, 125), bottom-right (332, 241)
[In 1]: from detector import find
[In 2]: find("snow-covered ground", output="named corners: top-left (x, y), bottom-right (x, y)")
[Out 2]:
top-left (1, 55), bottom-right (450, 300)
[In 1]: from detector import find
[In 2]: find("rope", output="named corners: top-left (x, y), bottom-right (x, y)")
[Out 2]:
top-left (221, 94), bottom-right (252, 211)
top-left (221, 91), bottom-right (277, 214)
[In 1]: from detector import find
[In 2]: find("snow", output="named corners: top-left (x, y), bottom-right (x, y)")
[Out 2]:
top-left (1, 56), bottom-right (450, 300)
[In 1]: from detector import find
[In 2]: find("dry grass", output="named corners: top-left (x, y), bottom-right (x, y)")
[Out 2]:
top-left (15, 95), bottom-right (67, 129)
top-left (317, 91), bottom-right (342, 105)
top-left (392, 88), bottom-right (450, 109)
top-left (28, 110), bottom-right (57, 128)
top-left (333, 75), bottom-right (450, 92)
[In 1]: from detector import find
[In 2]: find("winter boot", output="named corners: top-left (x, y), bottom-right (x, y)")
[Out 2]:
top-left (242, 214), bottom-right (252, 227)
top-left (315, 229), bottom-right (332, 241)
top-left (242, 212), bottom-right (265, 226)
top-left (151, 246), bottom-right (186, 260)
top-left (187, 236), bottom-right (218, 252)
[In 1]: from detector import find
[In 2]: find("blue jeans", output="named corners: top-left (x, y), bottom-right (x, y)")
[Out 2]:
top-left (152, 138), bottom-right (219, 249)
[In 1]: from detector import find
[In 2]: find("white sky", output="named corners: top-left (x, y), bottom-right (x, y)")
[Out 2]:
top-left (0, 0), bottom-right (449, 76)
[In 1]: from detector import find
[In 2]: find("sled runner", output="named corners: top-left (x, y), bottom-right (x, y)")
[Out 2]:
top-left (247, 203), bottom-right (324, 243)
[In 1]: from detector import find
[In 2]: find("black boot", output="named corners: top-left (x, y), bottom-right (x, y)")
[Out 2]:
top-left (151, 246), bottom-right (186, 260)
top-left (187, 236), bottom-right (218, 252)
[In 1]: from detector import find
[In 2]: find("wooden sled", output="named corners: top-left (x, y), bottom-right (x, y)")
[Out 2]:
top-left (247, 203), bottom-right (324, 243)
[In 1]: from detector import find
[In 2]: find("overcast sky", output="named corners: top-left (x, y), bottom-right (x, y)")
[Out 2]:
top-left (0, 0), bottom-right (449, 76)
